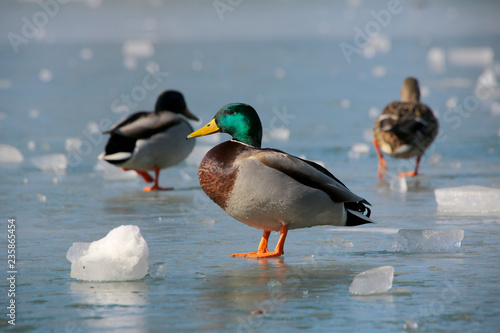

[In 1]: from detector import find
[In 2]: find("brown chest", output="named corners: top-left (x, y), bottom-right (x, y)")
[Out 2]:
top-left (198, 141), bottom-right (245, 210)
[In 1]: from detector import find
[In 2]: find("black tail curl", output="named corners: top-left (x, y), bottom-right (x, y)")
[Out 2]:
top-left (344, 201), bottom-right (374, 226)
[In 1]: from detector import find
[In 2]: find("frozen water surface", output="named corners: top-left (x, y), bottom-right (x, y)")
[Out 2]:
top-left (1, 0), bottom-right (500, 332)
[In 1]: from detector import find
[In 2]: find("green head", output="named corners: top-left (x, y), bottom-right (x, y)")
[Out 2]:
top-left (188, 103), bottom-right (263, 148)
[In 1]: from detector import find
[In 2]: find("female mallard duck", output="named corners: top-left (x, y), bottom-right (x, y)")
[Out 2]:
top-left (373, 77), bottom-right (439, 180)
top-left (187, 103), bottom-right (373, 258)
top-left (101, 90), bottom-right (199, 191)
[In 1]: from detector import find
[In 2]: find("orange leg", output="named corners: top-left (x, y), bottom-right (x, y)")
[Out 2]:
top-left (143, 166), bottom-right (173, 191)
top-left (126, 168), bottom-right (154, 183)
top-left (399, 155), bottom-right (421, 177)
top-left (372, 138), bottom-right (387, 180)
top-left (230, 225), bottom-right (288, 258)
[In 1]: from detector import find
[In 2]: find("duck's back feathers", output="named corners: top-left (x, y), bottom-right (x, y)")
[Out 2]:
top-left (374, 101), bottom-right (438, 158)
top-left (105, 111), bottom-right (182, 140)
top-left (255, 149), bottom-right (370, 206)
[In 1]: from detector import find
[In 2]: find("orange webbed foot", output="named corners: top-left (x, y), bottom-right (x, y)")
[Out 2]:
top-left (230, 250), bottom-right (283, 258)
top-left (143, 185), bottom-right (174, 192)
top-left (230, 226), bottom-right (288, 259)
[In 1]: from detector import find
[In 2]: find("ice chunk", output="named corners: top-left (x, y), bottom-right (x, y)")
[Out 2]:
top-left (490, 101), bottom-right (500, 116)
top-left (37, 193), bottom-right (47, 203)
top-left (123, 40), bottom-right (155, 58)
top-left (94, 159), bottom-right (137, 181)
top-left (80, 48), bottom-right (93, 61)
top-left (368, 107), bottom-right (379, 119)
top-left (29, 108), bottom-right (40, 119)
top-left (403, 318), bottom-right (418, 331)
top-left (39, 68), bottom-right (53, 82)
top-left (348, 142), bottom-right (370, 160)
top-left (0, 144), bottom-right (24, 164)
top-left (65, 137), bottom-right (83, 152)
top-left (340, 99), bottom-right (351, 108)
top-left (427, 47), bottom-right (446, 73)
top-left (392, 229), bottom-right (464, 252)
top-left (363, 34), bottom-right (391, 58)
top-left (148, 262), bottom-right (167, 279)
top-left (349, 266), bottom-right (394, 296)
top-left (31, 154), bottom-right (67, 172)
top-left (66, 242), bottom-right (90, 262)
top-left (389, 176), bottom-right (408, 193)
top-left (475, 67), bottom-right (500, 100)
top-left (269, 127), bottom-right (290, 141)
top-left (67, 225), bottom-right (149, 282)
top-left (371, 65), bottom-right (387, 78)
top-left (435, 185), bottom-right (500, 213)
top-left (449, 47), bottom-right (494, 67)
top-left (350, 142), bottom-right (370, 154)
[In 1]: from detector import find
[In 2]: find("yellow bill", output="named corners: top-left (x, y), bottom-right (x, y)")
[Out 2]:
top-left (187, 118), bottom-right (220, 139)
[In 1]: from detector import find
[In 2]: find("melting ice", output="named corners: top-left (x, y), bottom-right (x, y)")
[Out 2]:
top-left (67, 225), bottom-right (149, 282)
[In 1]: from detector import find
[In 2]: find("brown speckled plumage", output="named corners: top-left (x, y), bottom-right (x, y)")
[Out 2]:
top-left (198, 140), bottom-right (245, 209)
top-left (373, 77), bottom-right (439, 178)
top-left (374, 101), bottom-right (438, 158)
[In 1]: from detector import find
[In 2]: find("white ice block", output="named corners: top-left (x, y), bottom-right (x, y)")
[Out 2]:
top-left (389, 176), bottom-right (408, 193)
top-left (67, 225), bottom-right (149, 282)
top-left (32, 154), bottom-right (67, 172)
top-left (268, 127), bottom-right (291, 141)
top-left (392, 229), bottom-right (464, 253)
top-left (435, 185), bottom-right (500, 213)
top-left (122, 39), bottom-right (155, 58)
top-left (449, 47), bottom-right (494, 67)
top-left (349, 266), bottom-right (394, 296)
top-left (0, 144), bottom-right (23, 164)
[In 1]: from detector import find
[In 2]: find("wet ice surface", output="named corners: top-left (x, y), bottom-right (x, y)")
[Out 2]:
top-left (1, 0), bottom-right (500, 332)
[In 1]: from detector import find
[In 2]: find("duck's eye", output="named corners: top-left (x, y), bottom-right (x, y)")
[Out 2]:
top-left (226, 110), bottom-right (234, 115)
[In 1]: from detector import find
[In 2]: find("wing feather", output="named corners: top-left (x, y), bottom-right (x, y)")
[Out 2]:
top-left (254, 149), bottom-right (370, 205)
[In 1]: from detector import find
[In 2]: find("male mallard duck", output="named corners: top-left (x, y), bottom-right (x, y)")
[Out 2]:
top-left (373, 77), bottom-right (439, 180)
top-left (101, 90), bottom-right (199, 191)
top-left (187, 103), bottom-right (373, 258)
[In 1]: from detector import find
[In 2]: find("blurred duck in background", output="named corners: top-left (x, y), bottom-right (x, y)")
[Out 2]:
top-left (373, 77), bottom-right (439, 180)
top-left (100, 90), bottom-right (199, 191)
